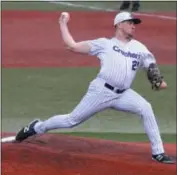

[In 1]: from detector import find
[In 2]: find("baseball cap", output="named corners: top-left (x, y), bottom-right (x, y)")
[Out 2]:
top-left (114, 12), bottom-right (141, 26)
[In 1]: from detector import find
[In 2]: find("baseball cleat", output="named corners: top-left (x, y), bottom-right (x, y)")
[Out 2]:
top-left (131, 3), bottom-right (140, 12)
top-left (119, 1), bottom-right (130, 10)
top-left (15, 119), bottom-right (40, 142)
top-left (152, 153), bottom-right (175, 164)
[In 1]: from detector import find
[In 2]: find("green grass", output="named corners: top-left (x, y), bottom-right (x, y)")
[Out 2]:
top-left (1, 1), bottom-right (176, 12)
top-left (1, 1), bottom-right (74, 11)
top-left (2, 66), bottom-right (176, 133)
top-left (71, 1), bottom-right (177, 12)
top-left (60, 132), bottom-right (176, 143)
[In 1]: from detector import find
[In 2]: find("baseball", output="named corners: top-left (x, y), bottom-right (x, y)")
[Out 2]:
top-left (61, 12), bottom-right (70, 22)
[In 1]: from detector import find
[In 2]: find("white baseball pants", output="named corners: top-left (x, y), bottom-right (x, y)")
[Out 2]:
top-left (34, 78), bottom-right (164, 155)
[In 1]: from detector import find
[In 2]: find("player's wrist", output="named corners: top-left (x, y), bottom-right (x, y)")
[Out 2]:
top-left (159, 81), bottom-right (167, 89)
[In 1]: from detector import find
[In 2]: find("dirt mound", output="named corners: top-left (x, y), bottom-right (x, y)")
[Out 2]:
top-left (2, 133), bottom-right (176, 175)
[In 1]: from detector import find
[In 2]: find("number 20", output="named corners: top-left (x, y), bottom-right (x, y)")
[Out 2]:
top-left (132, 60), bottom-right (139, 71)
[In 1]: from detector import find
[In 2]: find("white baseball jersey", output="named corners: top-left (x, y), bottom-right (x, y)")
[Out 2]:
top-left (88, 37), bottom-right (156, 89)
top-left (35, 37), bottom-right (164, 155)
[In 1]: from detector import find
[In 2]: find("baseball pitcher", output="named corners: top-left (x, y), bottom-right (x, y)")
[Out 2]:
top-left (15, 11), bottom-right (175, 164)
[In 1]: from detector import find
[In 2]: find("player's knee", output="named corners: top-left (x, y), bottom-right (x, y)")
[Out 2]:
top-left (138, 102), bottom-right (153, 116)
top-left (142, 102), bottom-right (153, 115)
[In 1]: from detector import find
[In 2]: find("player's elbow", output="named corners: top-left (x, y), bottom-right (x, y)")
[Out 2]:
top-left (67, 46), bottom-right (75, 52)
top-left (66, 43), bottom-right (79, 52)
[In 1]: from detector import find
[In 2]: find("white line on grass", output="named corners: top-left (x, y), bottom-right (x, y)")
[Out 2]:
top-left (48, 0), bottom-right (176, 21)
top-left (1, 136), bottom-right (16, 143)
top-left (54, 1), bottom-right (114, 12)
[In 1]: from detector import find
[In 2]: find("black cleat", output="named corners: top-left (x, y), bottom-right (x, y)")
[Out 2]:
top-left (152, 153), bottom-right (176, 164)
top-left (131, 2), bottom-right (140, 12)
top-left (15, 119), bottom-right (40, 142)
top-left (119, 1), bottom-right (130, 11)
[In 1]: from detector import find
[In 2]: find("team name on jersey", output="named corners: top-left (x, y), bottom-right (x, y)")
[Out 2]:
top-left (113, 46), bottom-right (140, 59)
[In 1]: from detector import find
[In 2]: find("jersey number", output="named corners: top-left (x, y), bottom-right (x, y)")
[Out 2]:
top-left (132, 60), bottom-right (139, 71)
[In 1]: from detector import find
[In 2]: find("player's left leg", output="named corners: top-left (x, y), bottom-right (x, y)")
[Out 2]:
top-left (15, 78), bottom-right (115, 142)
top-left (112, 89), bottom-right (175, 164)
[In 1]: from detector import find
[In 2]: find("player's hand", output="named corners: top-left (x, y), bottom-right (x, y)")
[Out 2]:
top-left (59, 12), bottom-right (70, 24)
top-left (159, 80), bottom-right (167, 89)
top-left (152, 80), bottom-right (167, 90)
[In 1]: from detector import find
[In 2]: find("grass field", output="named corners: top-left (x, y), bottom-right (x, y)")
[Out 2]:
top-left (2, 66), bottom-right (176, 135)
top-left (1, 1), bottom-right (176, 12)
top-left (2, 1), bottom-right (176, 143)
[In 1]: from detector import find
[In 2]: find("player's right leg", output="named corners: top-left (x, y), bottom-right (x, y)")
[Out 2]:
top-left (15, 79), bottom-right (113, 142)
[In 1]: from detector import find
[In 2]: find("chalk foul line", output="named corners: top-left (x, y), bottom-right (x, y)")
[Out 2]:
top-left (48, 1), bottom-right (176, 21)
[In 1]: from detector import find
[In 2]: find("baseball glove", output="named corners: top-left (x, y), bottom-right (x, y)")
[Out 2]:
top-left (147, 63), bottom-right (163, 90)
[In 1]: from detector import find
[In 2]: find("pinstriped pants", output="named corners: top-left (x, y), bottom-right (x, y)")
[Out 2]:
top-left (34, 77), bottom-right (164, 155)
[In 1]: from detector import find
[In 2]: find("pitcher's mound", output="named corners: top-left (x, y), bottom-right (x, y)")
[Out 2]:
top-left (2, 133), bottom-right (176, 175)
